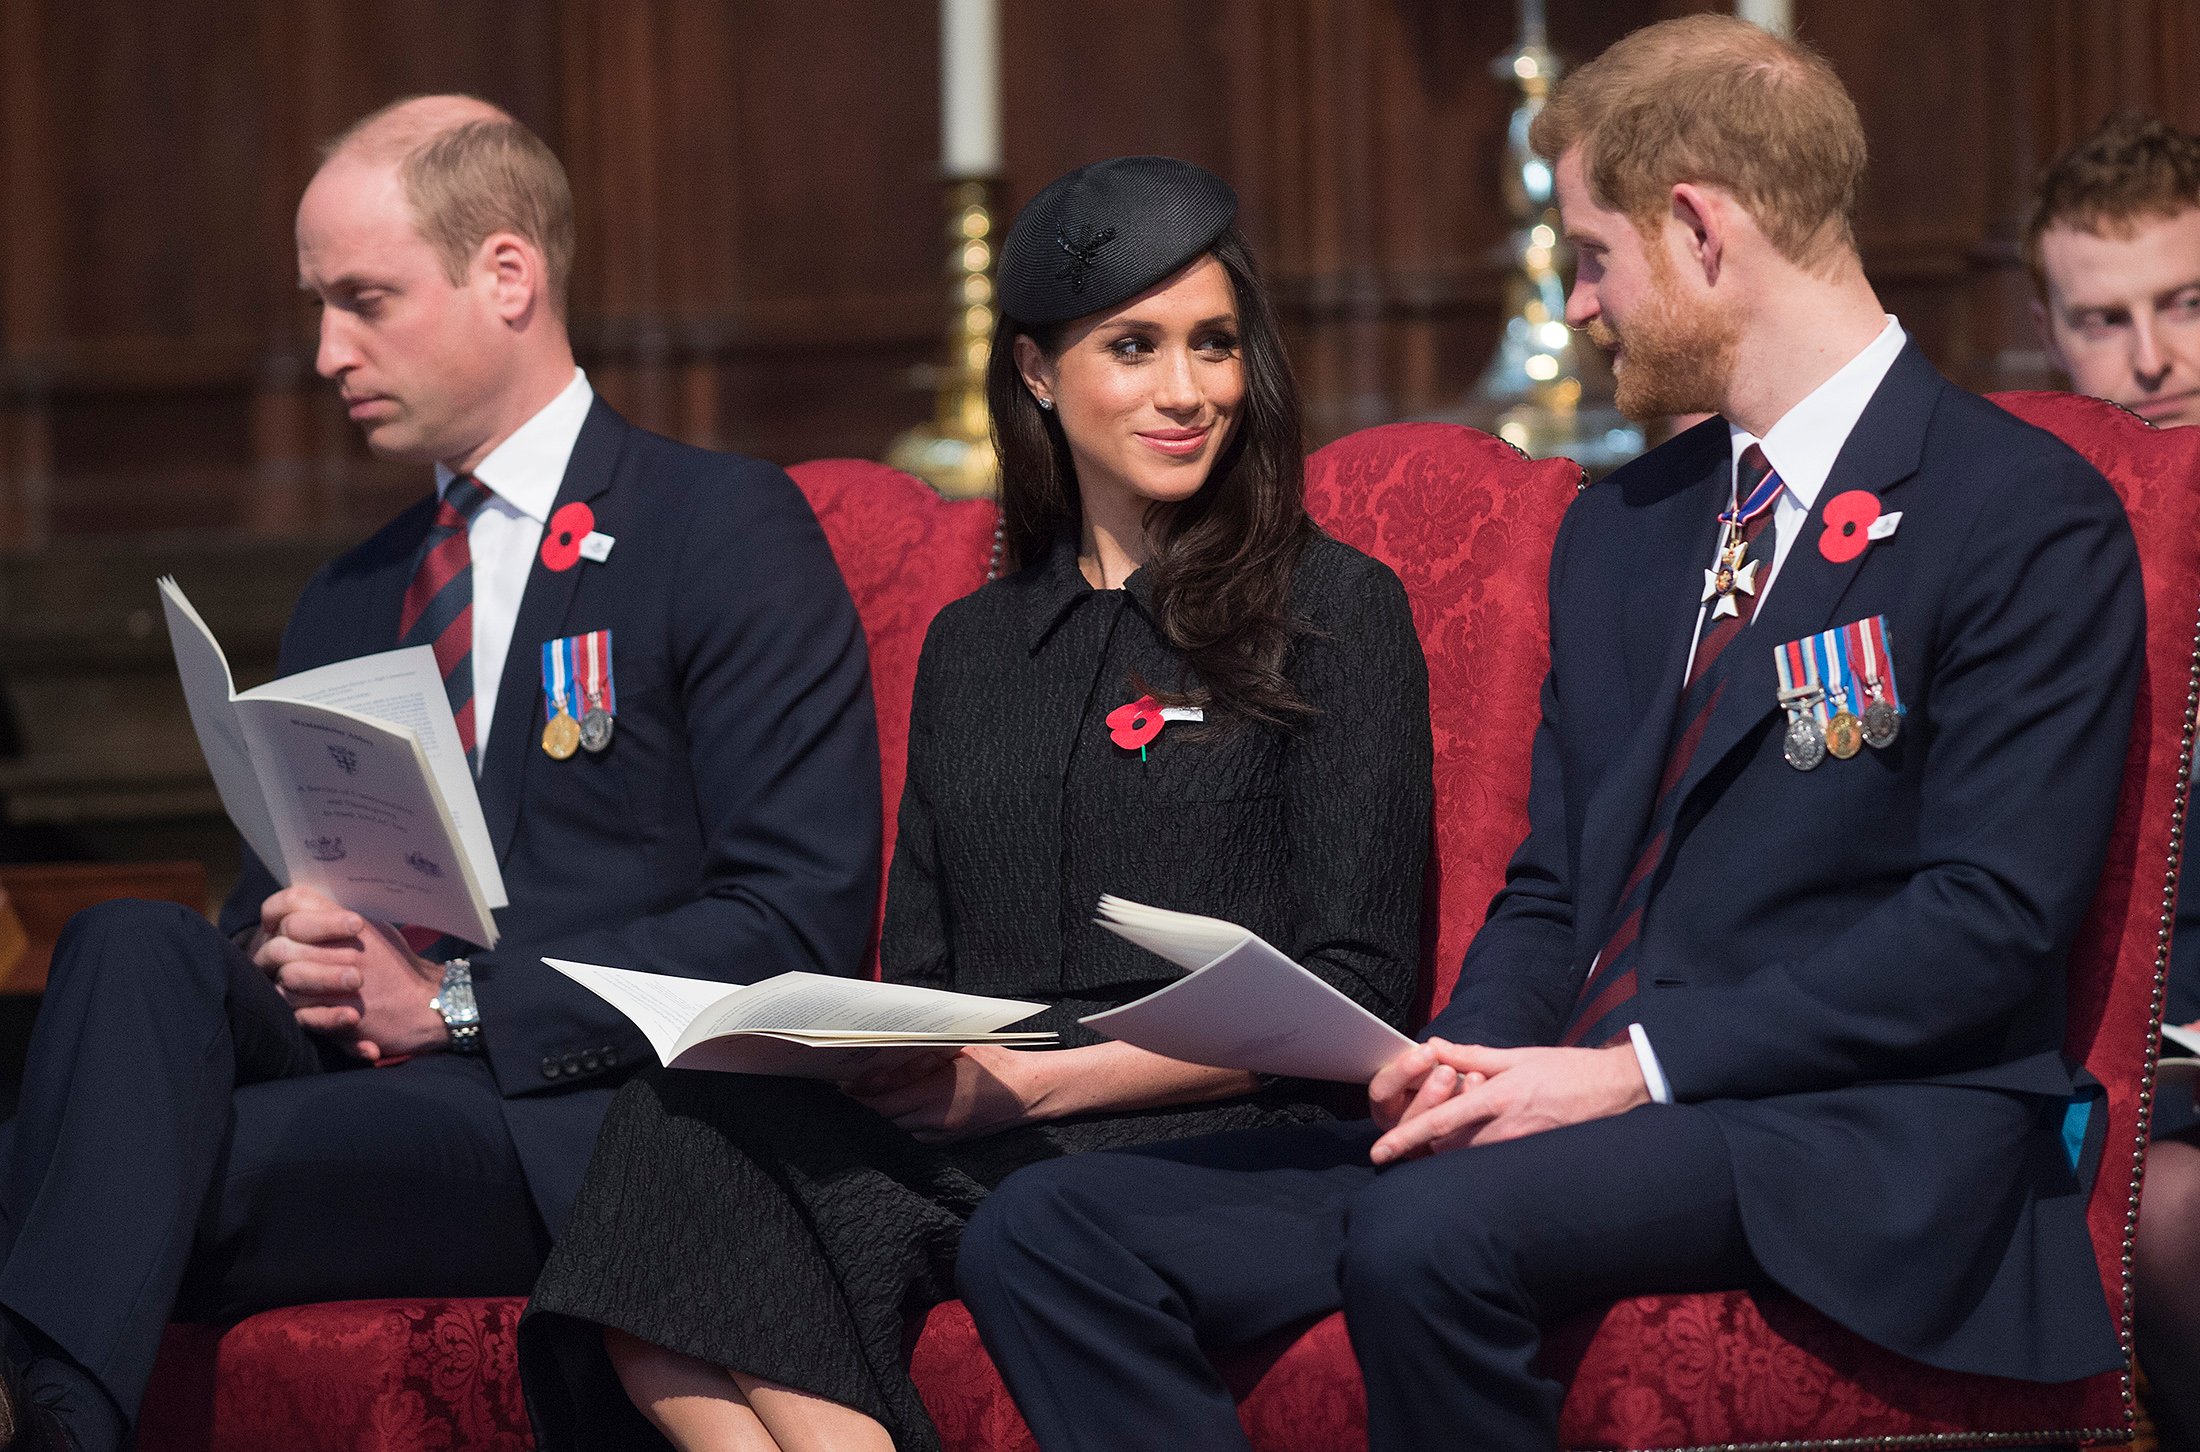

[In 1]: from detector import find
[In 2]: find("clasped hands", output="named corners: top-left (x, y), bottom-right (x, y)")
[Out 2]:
top-left (252, 885), bottom-right (447, 1062)
top-left (1366, 1037), bottom-right (1651, 1165)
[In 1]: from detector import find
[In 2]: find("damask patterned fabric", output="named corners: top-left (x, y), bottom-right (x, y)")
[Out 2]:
top-left (785, 459), bottom-right (998, 973)
top-left (1301, 422), bottom-right (1581, 1019)
top-left (139, 406), bottom-right (2193, 1452)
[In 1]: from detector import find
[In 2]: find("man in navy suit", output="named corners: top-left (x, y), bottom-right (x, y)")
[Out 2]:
top-left (957, 17), bottom-right (2136, 1449)
top-left (0, 97), bottom-right (879, 1451)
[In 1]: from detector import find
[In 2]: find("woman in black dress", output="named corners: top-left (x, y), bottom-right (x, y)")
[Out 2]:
top-left (519, 156), bottom-right (1433, 1452)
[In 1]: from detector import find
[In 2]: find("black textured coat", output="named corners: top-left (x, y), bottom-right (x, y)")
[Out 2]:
top-left (887, 527), bottom-right (1430, 1031)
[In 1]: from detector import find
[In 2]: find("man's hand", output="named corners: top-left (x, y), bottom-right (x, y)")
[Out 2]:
top-left (1369, 1042), bottom-right (1650, 1165)
top-left (846, 1045), bottom-right (1060, 1144)
top-left (1368, 1036), bottom-right (1484, 1131)
top-left (253, 886), bottom-right (447, 1062)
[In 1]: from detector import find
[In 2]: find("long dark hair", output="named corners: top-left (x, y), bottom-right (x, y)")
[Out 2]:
top-left (986, 225), bottom-right (1316, 728)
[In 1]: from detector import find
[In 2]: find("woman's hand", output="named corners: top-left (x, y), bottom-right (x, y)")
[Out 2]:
top-left (846, 1045), bottom-right (1062, 1144)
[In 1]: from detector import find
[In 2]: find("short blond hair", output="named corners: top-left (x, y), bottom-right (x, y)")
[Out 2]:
top-left (1530, 14), bottom-right (1866, 271)
top-left (323, 97), bottom-right (576, 316)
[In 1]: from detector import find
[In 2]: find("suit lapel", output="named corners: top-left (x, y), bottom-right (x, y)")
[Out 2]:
top-left (479, 397), bottom-right (631, 862)
top-left (1664, 342), bottom-right (1944, 817)
top-left (1570, 432), bottom-right (1730, 959)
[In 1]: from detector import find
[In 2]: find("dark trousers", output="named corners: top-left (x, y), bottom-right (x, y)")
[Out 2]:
top-left (0, 899), bottom-right (546, 1447)
top-left (957, 1105), bottom-right (1760, 1452)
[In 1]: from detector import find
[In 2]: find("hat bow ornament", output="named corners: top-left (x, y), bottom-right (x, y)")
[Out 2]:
top-left (1054, 226), bottom-right (1118, 292)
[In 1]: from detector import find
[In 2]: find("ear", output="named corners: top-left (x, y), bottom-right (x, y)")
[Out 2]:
top-left (1012, 334), bottom-right (1055, 409)
top-left (1668, 183), bottom-right (1725, 287)
top-left (479, 231), bottom-right (542, 326)
top-left (2029, 296), bottom-right (2067, 374)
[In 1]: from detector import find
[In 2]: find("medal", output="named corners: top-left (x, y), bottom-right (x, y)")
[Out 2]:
top-left (580, 699), bottom-right (614, 753)
top-left (1863, 699), bottom-right (1900, 750)
top-left (577, 629), bottom-right (616, 753)
top-left (542, 709), bottom-right (581, 760)
top-left (1824, 702), bottom-right (1863, 759)
top-left (1852, 616), bottom-right (1904, 749)
top-left (1703, 457), bottom-right (1785, 622)
top-left (1817, 631), bottom-right (1862, 759)
top-left (1775, 641), bottom-right (1830, 771)
top-left (1784, 709), bottom-right (1828, 771)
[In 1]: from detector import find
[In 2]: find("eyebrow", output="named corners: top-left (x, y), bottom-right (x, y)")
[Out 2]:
top-left (1103, 312), bottom-right (1240, 331)
top-left (297, 272), bottom-right (393, 294)
top-left (2064, 277), bottom-right (2200, 316)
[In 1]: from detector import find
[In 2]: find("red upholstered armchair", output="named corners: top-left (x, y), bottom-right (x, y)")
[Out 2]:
top-left (783, 459), bottom-right (999, 971)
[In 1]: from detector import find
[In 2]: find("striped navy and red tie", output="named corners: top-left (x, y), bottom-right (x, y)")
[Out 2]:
top-left (1562, 445), bottom-right (1780, 1048)
top-left (399, 474), bottom-right (495, 765)
top-left (397, 474), bottom-right (493, 959)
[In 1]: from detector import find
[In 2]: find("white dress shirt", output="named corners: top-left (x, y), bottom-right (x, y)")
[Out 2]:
top-left (1682, 317), bottom-right (1908, 666)
top-left (1634, 316), bottom-right (1907, 1103)
top-left (431, 368), bottom-right (594, 763)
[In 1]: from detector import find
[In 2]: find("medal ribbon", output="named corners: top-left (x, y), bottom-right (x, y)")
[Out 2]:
top-left (1855, 614), bottom-right (1903, 712)
top-left (1820, 627), bottom-right (1855, 714)
top-left (541, 636), bottom-right (575, 722)
top-left (1719, 462), bottom-right (1786, 531)
top-left (1780, 638), bottom-right (1828, 728)
top-left (580, 629), bottom-right (616, 715)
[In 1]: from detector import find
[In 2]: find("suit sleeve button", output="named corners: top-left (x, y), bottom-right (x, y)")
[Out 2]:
top-left (540, 1057), bottom-right (561, 1079)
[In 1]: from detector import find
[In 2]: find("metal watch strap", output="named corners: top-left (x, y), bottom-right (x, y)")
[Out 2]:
top-left (432, 957), bottom-right (483, 1055)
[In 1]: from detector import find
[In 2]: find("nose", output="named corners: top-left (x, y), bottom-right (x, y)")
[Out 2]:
top-left (2131, 313), bottom-right (2172, 392)
top-left (315, 308), bottom-right (357, 381)
top-left (1153, 346), bottom-right (1202, 416)
top-left (1564, 276), bottom-right (1599, 330)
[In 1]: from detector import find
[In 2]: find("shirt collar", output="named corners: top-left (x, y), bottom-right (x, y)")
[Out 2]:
top-left (434, 368), bottom-right (594, 521)
top-left (1728, 316), bottom-right (1906, 510)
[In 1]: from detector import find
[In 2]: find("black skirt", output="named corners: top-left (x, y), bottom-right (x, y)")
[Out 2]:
top-left (519, 1067), bottom-right (1340, 1452)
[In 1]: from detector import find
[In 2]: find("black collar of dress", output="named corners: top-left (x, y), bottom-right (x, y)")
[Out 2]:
top-left (1019, 524), bottom-right (1158, 651)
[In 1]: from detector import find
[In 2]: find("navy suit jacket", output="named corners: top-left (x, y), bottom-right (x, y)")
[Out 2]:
top-left (1428, 343), bottom-right (2136, 1382)
top-left (217, 399), bottom-right (882, 1229)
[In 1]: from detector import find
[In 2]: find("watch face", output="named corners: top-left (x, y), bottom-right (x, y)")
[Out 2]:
top-left (443, 980), bottom-right (479, 1024)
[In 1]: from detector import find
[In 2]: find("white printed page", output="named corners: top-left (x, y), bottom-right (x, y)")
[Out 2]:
top-left (159, 579), bottom-right (287, 877)
top-left (234, 698), bottom-right (499, 946)
top-left (250, 647), bottom-right (506, 909)
top-left (1082, 897), bottom-right (1415, 1083)
top-left (543, 959), bottom-right (745, 1065)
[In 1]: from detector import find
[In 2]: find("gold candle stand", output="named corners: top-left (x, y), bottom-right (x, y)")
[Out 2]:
top-left (887, 178), bottom-right (1003, 499)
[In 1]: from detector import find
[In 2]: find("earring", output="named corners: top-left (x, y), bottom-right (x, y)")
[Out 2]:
top-left (1036, 397), bottom-right (1054, 412)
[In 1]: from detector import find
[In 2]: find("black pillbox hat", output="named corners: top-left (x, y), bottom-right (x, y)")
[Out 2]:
top-left (997, 156), bottom-right (1239, 327)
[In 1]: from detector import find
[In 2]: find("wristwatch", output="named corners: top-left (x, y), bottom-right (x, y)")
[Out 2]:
top-left (431, 958), bottom-right (483, 1054)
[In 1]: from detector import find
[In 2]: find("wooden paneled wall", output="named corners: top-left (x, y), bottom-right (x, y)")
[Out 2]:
top-left (0, 0), bottom-right (2190, 857)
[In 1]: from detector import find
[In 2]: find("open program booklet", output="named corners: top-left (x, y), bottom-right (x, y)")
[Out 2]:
top-left (1080, 895), bottom-right (1414, 1083)
top-left (544, 960), bottom-right (1057, 1077)
top-left (160, 577), bottom-right (506, 947)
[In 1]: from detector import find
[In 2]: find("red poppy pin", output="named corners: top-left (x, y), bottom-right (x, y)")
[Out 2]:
top-left (1817, 490), bottom-right (1881, 564)
top-left (1107, 695), bottom-right (1164, 760)
top-left (540, 501), bottom-right (596, 572)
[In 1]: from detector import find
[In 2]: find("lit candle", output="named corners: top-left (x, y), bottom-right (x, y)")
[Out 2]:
top-left (1736, 0), bottom-right (1794, 36)
top-left (942, 0), bottom-right (1001, 178)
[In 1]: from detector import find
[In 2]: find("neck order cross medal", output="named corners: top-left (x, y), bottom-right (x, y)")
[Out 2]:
top-left (1703, 462), bottom-right (1786, 621)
